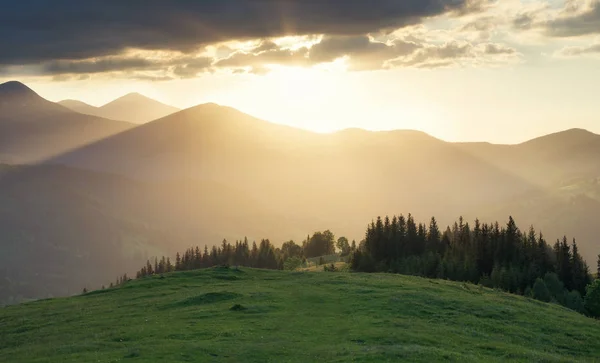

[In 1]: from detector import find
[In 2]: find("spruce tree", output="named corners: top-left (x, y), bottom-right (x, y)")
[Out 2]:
top-left (175, 252), bottom-right (181, 271)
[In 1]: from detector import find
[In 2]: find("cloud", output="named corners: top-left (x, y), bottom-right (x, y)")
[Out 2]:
top-left (483, 43), bottom-right (517, 55)
top-left (391, 41), bottom-right (520, 68)
top-left (308, 35), bottom-right (421, 70)
top-left (216, 43), bottom-right (311, 73)
top-left (172, 57), bottom-right (214, 78)
top-left (0, 0), bottom-right (484, 67)
top-left (42, 57), bottom-right (156, 75)
top-left (545, 1), bottom-right (600, 37)
top-left (555, 43), bottom-right (600, 57)
top-left (511, 0), bottom-right (600, 37)
top-left (1, 0), bottom-right (533, 78)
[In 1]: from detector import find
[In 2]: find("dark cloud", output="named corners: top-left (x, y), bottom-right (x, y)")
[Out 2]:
top-left (42, 58), bottom-right (155, 75)
top-left (0, 0), bottom-right (484, 67)
top-left (545, 1), bottom-right (600, 37)
top-left (172, 57), bottom-right (214, 78)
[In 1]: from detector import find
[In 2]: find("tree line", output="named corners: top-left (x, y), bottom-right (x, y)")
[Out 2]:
top-left (106, 213), bottom-right (600, 317)
top-left (118, 231), bottom-right (348, 283)
top-left (350, 214), bottom-right (598, 315)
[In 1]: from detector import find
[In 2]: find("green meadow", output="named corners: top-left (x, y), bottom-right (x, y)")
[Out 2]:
top-left (1, 267), bottom-right (600, 362)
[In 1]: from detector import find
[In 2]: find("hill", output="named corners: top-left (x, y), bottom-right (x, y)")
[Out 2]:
top-left (1, 267), bottom-right (600, 362)
top-left (59, 93), bottom-right (180, 123)
top-left (0, 81), bottom-right (134, 163)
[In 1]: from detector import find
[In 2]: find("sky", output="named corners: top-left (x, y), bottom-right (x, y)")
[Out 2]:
top-left (1, 0), bottom-right (599, 144)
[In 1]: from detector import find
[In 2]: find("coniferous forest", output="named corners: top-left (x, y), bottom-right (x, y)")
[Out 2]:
top-left (116, 214), bottom-right (600, 317)
top-left (351, 215), bottom-right (594, 314)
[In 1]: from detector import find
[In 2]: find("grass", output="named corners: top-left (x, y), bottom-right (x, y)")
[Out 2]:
top-left (1, 267), bottom-right (600, 362)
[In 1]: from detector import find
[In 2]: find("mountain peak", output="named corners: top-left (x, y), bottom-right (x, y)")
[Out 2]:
top-left (108, 92), bottom-right (156, 105)
top-left (0, 81), bottom-right (37, 97)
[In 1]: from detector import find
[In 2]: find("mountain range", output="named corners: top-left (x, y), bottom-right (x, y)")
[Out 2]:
top-left (59, 92), bottom-right (180, 123)
top-left (0, 81), bottom-right (133, 163)
top-left (1, 80), bottom-right (599, 305)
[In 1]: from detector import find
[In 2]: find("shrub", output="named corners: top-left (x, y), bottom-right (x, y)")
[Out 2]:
top-left (478, 274), bottom-right (493, 288)
top-left (323, 263), bottom-right (337, 272)
top-left (544, 273), bottom-right (566, 305)
top-left (584, 280), bottom-right (600, 317)
top-left (565, 290), bottom-right (585, 313)
top-left (284, 257), bottom-right (303, 271)
top-left (533, 278), bottom-right (551, 302)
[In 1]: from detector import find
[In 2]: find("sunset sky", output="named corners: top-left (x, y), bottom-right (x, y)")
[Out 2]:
top-left (1, 0), bottom-right (599, 143)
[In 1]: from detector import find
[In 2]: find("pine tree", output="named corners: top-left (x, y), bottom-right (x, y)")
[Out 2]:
top-left (597, 253), bottom-right (600, 279)
top-left (175, 252), bottom-right (181, 271)
top-left (427, 217), bottom-right (441, 252)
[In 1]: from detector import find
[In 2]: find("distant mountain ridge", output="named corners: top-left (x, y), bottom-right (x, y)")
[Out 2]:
top-left (0, 81), bottom-right (134, 163)
top-left (59, 92), bottom-right (179, 123)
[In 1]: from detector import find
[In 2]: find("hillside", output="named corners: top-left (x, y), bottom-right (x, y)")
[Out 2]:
top-left (59, 93), bottom-right (180, 123)
top-left (1, 268), bottom-right (600, 362)
top-left (47, 101), bottom-right (600, 262)
top-left (0, 163), bottom-right (317, 305)
top-left (49, 103), bottom-right (537, 243)
top-left (0, 81), bottom-right (134, 164)
top-left (57, 99), bottom-right (99, 116)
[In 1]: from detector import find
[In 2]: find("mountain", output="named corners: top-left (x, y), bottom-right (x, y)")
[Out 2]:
top-left (48, 103), bottom-right (539, 257)
top-left (57, 99), bottom-right (99, 116)
top-left (456, 128), bottom-right (600, 186)
top-left (0, 81), bottom-right (134, 163)
top-left (48, 104), bottom-right (600, 265)
top-left (59, 92), bottom-right (179, 123)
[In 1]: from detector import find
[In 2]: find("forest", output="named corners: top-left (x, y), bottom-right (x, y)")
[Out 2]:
top-left (115, 215), bottom-right (600, 318)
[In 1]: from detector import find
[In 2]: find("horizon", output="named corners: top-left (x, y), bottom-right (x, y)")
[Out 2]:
top-left (2, 1), bottom-right (600, 143)
top-left (2, 79), bottom-right (597, 146)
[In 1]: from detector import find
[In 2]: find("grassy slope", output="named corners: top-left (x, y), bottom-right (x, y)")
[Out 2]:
top-left (1, 268), bottom-right (600, 363)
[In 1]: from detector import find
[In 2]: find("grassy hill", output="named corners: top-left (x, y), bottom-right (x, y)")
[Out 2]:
top-left (1, 268), bottom-right (600, 362)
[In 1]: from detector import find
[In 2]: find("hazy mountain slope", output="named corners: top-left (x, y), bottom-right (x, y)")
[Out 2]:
top-left (0, 163), bottom-right (314, 305)
top-left (2, 268), bottom-right (600, 362)
top-left (60, 92), bottom-right (180, 124)
top-left (57, 99), bottom-right (101, 117)
top-left (456, 128), bottom-right (600, 187)
top-left (0, 81), bottom-right (134, 163)
top-left (466, 175), bottom-right (600, 264)
top-left (50, 103), bottom-right (537, 242)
